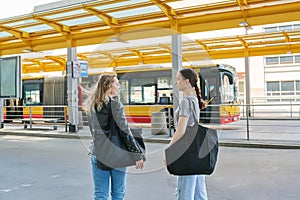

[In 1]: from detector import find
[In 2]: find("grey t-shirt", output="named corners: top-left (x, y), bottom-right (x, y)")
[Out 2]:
top-left (174, 94), bottom-right (200, 128)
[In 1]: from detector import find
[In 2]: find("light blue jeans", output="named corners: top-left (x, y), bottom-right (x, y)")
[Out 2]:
top-left (91, 155), bottom-right (127, 200)
top-left (176, 175), bottom-right (208, 200)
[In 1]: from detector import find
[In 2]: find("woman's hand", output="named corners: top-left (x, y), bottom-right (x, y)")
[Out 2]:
top-left (135, 159), bottom-right (144, 169)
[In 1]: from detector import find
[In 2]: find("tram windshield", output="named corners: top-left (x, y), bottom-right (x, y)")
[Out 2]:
top-left (220, 74), bottom-right (235, 103)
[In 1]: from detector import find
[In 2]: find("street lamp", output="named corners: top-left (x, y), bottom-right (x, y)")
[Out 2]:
top-left (239, 21), bottom-right (251, 140)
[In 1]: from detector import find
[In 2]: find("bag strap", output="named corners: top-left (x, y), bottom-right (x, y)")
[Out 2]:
top-left (88, 111), bottom-right (94, 136)
top-left (92, 97), bottom-right (118, 135)
top-left (186, 97), bottom-right (199, 126)
top-left (107, 97), bottom-right (119, 135)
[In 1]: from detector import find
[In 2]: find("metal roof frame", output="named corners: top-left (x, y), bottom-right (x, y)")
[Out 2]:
top-left (1, 0), bottom-right (300, 56)
top-left (21, 29), bottom-right (300, 73)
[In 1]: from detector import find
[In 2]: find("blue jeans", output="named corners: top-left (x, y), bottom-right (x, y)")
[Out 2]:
top-left (91, 155), bottom-right (127, 200)
top-left (176, 175), bottom-right (208, 200)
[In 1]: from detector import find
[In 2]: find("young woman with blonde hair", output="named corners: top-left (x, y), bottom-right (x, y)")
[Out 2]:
top-left (85, 73), bottom-right (144, 200)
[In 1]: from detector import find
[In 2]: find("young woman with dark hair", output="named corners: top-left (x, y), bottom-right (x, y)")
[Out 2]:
top-left (170, 68), bottom-right (208, 200)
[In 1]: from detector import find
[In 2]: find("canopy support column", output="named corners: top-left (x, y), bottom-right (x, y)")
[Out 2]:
top-left (66, 47), bottom-right (79, 132)
top-left (0, 99), bottom-right (3, 128)
top-left (172, 34), bottom-right (183, 122)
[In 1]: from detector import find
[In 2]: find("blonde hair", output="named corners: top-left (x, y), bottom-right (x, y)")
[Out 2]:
top-left (84, 73), bottom-right (117, 112)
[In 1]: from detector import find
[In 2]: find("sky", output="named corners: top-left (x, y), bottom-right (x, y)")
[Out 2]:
top-left (0, 0), bottom-right (57, 19)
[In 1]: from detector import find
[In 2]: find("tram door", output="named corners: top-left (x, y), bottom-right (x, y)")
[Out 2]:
top-left (199, 67), bottom-right (221, 124)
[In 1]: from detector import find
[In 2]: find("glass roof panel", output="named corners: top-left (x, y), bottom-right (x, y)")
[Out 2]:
top-left (109, 6), bottom-right (161, 18)
top-left (0, 32), bottom-right (12, 37)
top-left (46, 9), bottom-right (87, 19)
top-left (4, 19), bottom-right (38, 27)
top-left (95, 0), bottom-right (148, 10)
top-left (19, 24), bottom-right (53, 33)
top-left (168, 0), bottom-right (227, 9)
top-left (60, 16), bottom-right (101, 26)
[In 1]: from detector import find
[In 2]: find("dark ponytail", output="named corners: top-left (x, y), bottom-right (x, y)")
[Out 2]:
top-left (179, 68), bottom-right (207, 110)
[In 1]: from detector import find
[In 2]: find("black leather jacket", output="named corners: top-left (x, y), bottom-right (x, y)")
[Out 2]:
top-left (88, 96), bottom-right (145, 161)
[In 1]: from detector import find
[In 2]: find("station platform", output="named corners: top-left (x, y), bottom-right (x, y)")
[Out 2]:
top-left (1, 122), bottom-right (300, 149)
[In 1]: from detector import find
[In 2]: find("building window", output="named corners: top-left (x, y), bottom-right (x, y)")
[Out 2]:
top-left (296, 81), bottom-right (300, 96)
top-left (267, 81), bottom-right (280, 102)
top-left (264, 27), bottom-right (277, 32)
top-left (264, 23), bottom-right (300, 32)
top-left (294, 24), bottom-right (300, 30)
top-left (267, 82), bottom-right (279, 93)
top-left (295, 55), bottom-right (300, 63)
top-left (279, 25), bottom-right (293, 31)
top-left (267, 81), bottom-right (300, 102)
top-left (279, 56), bottom-right (293, 64)
top-left (281, 81), bottom-right (294, 95)
top-left (265, 57), bottom-right (279, 65)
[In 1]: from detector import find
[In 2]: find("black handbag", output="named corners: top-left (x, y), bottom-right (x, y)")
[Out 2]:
top-left (165, 99), bottom-right (218, 175)
top-left (91, 100), bottom-right (145, 170)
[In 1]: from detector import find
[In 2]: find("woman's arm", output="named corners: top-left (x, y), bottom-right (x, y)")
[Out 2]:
top-left (169, 115), bottom-right (189, 145)
top-left (111, 97), bottom-right (145, 160)
top-left (111, 97), bottom-right (131, 135)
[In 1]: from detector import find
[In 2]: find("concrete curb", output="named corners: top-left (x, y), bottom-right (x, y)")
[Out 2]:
top-left (1, 130), bottom-right (300, 149)
top-left (219, 141), bottom-right (300, 149)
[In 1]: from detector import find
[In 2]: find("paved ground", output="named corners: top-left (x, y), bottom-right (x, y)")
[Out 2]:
top-left (1, 119), bottom-right (300, 149)
top-left (0, 135), bottom-right (299, 200)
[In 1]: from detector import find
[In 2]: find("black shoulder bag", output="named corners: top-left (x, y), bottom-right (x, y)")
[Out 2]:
top-left (91, 100), bottom-right (145, 170)
top-left (165, 98), bottom-right (218, 175)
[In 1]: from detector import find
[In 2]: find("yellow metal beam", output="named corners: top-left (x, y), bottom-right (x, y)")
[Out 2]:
top-left (20, 29), bottom-right (300, 73)
top-left (195, 40), bottom-right (209, 51)
top-left (45, 56), bottom-right (66, 67)
top-left (33, 15), bottom-right (72, 46)
top-left (0, 24), bottom-right (32, 47)
top-left (149, 0), bottom-right (178, 30)
top-left (83, 6), bottom-right (120, 36)
top-left (0, 0), bottom-right (299, 57)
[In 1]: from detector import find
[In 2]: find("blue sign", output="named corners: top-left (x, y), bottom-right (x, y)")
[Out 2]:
top-left (79, 60), bottom-right (88, 78)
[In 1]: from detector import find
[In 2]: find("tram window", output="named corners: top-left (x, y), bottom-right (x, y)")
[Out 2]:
top-left (24, 84), bottom-right (41, 105)
top-left (119, 80), bottom-right (129, 104)
top-left (25, 90), bottom-right (40, 105)
top-left (130, 78), bottom-right (155, 104)
top-left (158, 90), bottom-right (172, 104)
top-left (205, 78), bottom-right (218, 102)
top-left (221, 75), bottom-right (234, 103)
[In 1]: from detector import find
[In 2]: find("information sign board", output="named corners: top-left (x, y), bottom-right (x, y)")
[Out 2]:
top-left (0, 56), bottom-right (21, 98)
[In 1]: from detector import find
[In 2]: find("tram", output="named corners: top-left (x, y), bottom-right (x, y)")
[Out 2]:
top-left (82, 64), bottom-right (240, 124)
top-left (3, 64), bottom-right (240, 124)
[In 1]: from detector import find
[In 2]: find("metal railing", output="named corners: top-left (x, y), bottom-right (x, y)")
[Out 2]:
top-left (1, 104), bottom-right (300, 143)
top-left (0, 105), bottom-right (69, 132)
